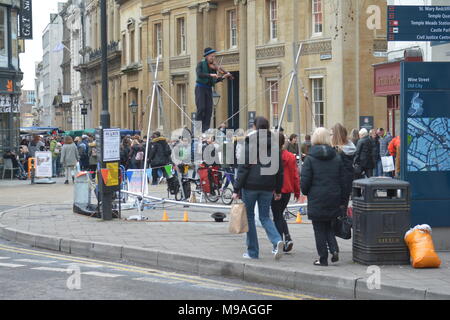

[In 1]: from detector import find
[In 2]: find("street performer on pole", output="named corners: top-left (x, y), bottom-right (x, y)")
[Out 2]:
top-left (196, 47), bottom-right (233, 133)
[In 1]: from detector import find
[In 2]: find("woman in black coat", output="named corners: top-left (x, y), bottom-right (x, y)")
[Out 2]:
top-left (148, 131), bottom-right (172, 185)
top-left (301, 127), bottom-right (346, 266)
top-left (354, 128), bottom-right (374, 178)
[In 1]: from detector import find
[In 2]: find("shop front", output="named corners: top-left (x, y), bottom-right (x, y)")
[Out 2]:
top-left (373, 49), bottom-right (422, 137)
top-left (0, 0), bottom-right (23, 165)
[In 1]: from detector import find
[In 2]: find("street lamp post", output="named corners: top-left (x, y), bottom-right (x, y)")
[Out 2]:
top-left (129, 100), bottom-right (138, 135)
top-left (212, 91), bottom-right (221, 129)
top-left (99, 0), bottom-right (113, 221)
top-left (80, 101), bottom-right (88, 130)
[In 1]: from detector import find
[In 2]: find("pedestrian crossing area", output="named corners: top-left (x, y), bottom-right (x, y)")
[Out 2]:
top-left (0, 245), bottom-right (324, 300)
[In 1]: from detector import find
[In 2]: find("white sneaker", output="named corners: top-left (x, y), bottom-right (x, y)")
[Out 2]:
top-left (273, 241), bottom-right (284, 260)
top-left (243, 253), bottom-right (257, 260)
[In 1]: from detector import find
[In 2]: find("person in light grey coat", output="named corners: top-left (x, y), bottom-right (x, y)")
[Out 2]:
top-left (60, 136), bottom-right (79, 184)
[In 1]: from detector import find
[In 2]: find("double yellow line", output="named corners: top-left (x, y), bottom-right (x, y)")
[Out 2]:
top-left (0, 243), bottom-right (327, 300)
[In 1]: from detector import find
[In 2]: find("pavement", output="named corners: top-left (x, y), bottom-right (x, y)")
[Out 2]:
top-left (0, 177), bottom-right (449, 300)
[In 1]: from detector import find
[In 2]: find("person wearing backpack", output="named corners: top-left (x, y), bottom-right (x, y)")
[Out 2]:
top-left (88, 139), bottom-right (98, 179)
top-left (129, 139), bottom-right (144, 169)
top-left (148, 131), bottom-right (172, 185)
top-left (77, 135), bottom-right (90, 171)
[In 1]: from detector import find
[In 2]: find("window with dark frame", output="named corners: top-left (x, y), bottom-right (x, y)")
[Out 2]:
top-left (154, 23), bottom-right (162, 58)
top-left (312, 78), bottom-right (325, 128)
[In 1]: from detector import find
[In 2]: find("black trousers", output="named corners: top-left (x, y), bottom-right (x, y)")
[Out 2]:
top-left (312, 220), bottom-right (339, 265)
top-left (152, 167), bottom-right (169, 185)
top-left (271, 193), bottom-right (292, 241)
top-left (195, 85), bottom-right (213, 133)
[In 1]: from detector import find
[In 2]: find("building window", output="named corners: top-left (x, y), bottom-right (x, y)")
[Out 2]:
top-left (154, 23), bottom-right (163, 58)
top-left (228, 10), bottom-right (237, 49)
top-left (312, 78), bottom-right (324, 128)
top-left (0, 6), bottom-right (8, 68)
top-left (122, 34), bottom-right (126, 65)
top-left (177, 83), bottom-right (187, 127)
top-left (177, 18), bottom-right (186, 55)
top-left (269, 0), bottom-right (278, 41)
top-left (11, 9), bottom-right (18, 70)
top-left (156, 86), bottom-right (164, 129)
top-left (139, 26), bottom-right (143, 62)
top-left (268, 79), bottom-right (279, 127)
top-left (312, 0), bottom-right (323, 36)
top-left (130, 29), bottom-right (135, 63)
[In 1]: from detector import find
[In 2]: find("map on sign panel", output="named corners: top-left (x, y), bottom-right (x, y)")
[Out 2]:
top-left (407, 117), bottom-right (450, 172)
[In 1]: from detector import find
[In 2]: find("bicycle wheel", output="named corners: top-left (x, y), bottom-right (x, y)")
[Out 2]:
top-left (221, 188), bottom-right (234, 205)
top-left (204, 186), bottom-right (220, 203)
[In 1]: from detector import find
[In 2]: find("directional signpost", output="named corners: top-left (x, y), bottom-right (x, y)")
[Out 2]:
top-left (400, 62), bottom-right (450, 228)
top-left (388, 5), bottom-right (450, 42)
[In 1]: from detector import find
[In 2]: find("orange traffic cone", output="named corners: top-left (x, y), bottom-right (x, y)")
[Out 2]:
top-left (162, 210), bottom-right (169, 222)
top-left (296, 213), bottom-right (303, 224)
top-left (183, 211), bottom-right (189, 222)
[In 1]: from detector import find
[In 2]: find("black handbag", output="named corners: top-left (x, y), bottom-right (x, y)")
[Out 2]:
top-left (334, 214), bottom-right (353, 240)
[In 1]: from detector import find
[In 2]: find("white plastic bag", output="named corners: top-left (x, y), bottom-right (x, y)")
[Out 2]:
top-left (381, 156), bottom-right (395, 172)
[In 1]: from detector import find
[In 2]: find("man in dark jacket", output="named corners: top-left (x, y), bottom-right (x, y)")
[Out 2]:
top-left (301, 127), bottom-right (346, 266)
top-left (354, 128), bottom-right (374, 178)
top-left (369, 129), bottom-right (380, 176)
top-left (232, 117), bottom-right (285, 260)
top-left (148, 132), bottom-right (172, 185)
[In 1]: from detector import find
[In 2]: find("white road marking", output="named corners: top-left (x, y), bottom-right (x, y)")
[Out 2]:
top-left (192, 283), bottom-right (239, 292)
top-left (15, 259), bottom-right (57, 264)
top-left (0, 257), bottom-right (11, 260)
top-left (60, 263), bottom-right (103, 269)
top-left (31, 267), bottom-right (69, 272)
top-left (81, 271), bottom-right (122, 278)
top-left (133, 277), bottom-right (181, 285)
top-left (0, 262), bottom-right (25, 268)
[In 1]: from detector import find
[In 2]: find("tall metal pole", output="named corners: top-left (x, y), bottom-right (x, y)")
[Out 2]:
top-left (100, 0), bottom-right (110, 129)
top-left (100, 0), bottom-right (112, 221)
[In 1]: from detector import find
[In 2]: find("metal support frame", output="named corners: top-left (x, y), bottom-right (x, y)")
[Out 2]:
top-left (277, 43), bottom-right (303, 133)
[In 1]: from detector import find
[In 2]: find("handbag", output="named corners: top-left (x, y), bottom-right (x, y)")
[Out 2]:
top-left (334, 209), bottom-right (352, 240)
top-left (229, 203), bottom-right (249, 234)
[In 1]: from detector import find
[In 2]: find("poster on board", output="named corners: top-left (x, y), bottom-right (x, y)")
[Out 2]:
top-left (35, 151), bottom-right (52, 178)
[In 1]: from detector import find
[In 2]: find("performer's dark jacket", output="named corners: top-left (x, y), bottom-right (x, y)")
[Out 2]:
top-left (196, 59), bottom-right (224, 88)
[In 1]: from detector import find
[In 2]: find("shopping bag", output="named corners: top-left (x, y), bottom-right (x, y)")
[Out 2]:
top-left (229, 203), bottom-right (248, 234)
top-left (405, 225), bottom-right (441, 268)
top-left (334, 215), bottom-right (352, 240)
top-left (381, 156), bottom-right (395, 173)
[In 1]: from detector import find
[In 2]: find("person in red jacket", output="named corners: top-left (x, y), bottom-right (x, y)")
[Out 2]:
top-left (388, 136), bottom-right (400, 157)
top-left (271, 133), bottom-right (301, 253)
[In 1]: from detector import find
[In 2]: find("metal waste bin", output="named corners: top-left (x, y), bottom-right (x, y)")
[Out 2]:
top-left (73, 172), bottom-right (100, 217)
top-left (352, 177), bottom-right (411, 265)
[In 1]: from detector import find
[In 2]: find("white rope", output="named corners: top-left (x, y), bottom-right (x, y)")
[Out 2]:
top-left (222, 70), bottom-right (294, 125)
top-left (156, 83), bottom-right (194, 125)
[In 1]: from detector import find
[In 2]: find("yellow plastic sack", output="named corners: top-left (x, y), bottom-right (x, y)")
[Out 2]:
top-left (404, 226), bottom-right (441, 268)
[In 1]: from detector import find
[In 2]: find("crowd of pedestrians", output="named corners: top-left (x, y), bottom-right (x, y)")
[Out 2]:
top-left (228, 116), bottom-right (401, 266)
top-left (4, 121), bottom-right (403, 267)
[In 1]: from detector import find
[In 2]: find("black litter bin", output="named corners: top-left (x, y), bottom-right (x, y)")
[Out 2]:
top-left (352, 177), bottom-right (411, 265)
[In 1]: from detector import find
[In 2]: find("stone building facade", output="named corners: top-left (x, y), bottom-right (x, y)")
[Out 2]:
top-left (82, 0), bottom-right (388, 137)
top-left (0, 0), bottom-right (23, 161)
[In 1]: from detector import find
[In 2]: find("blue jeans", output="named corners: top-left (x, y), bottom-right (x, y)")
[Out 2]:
top-left (242, 189), bottom-right (282, 259)
top-left (375, 159), bottom-right (382, 177)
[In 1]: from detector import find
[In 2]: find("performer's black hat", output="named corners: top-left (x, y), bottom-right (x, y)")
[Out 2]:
top-left (204, 47), bottom-right (216, 57)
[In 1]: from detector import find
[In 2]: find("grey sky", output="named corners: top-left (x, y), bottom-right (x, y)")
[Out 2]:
top-left (20, 0), bottom-right (67, 91)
